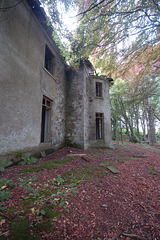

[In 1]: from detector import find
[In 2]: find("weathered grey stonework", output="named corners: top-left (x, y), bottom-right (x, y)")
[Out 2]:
top-left (66, 62), bottom-right (112, 149)
top-left (66, 66), bottom-right (85, 148)
top-left (0, 0), bottom-right (112, 158)
top-left (0, 0), bottom-right (66, 156)
top-left (88, 75), bottom-right (112, 147)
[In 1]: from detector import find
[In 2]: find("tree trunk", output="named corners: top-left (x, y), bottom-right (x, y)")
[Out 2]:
top-left (125, 122), bottom-right (131, 141)
top-left (119, 98), bottom-right (138, 143)
top-left (148, 106), bottom-right (157, 145)
top-left (112, 116), bottom-right (118, 140)
top-left (124, 116), bottom-right (138, 143)
top-left (135, 105), bottom-right (140, 140)
top-left (120, 119), bottom-right (123, 144)
top-left (141, 111), bottom-right (146, 141)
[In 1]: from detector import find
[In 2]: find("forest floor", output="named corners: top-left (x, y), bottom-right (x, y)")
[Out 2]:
top-left (0, 142), bottom-right (160, 240)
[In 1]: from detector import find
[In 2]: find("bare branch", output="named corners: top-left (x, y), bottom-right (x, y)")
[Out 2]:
top-left (151, 0), bottom-right (160, 12)
top-left (0, 0), bottom-right (24, 11)
top-left (76, 0), bottom-right (114, 17)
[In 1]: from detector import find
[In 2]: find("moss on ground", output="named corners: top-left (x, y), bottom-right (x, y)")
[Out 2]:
top-left (100, 160), bottom-right (115, 166)
top-left (62, 165), bottom-right (108, 184)
top-left (42, 205), bottom-right (60, 219)
top-left (35, 220), bottom-right (53, 233)
top-left (11, 217), bottom-right (39, 240)
top-left (19, 157), bottom-right (75, 173)
top-left (35, 206), bottom-right (60, 233)
top-left (148, 166), bottom-right (158, 175)
top-left (119, 157), bottom-right (138, 164)
top-left (20, 197), bottom-right (36, 208)
top-left (9, 205), bottom-right (60, 238)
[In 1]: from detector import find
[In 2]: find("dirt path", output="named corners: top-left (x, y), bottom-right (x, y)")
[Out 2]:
top-left (0, 143), bottom-right (160, 239)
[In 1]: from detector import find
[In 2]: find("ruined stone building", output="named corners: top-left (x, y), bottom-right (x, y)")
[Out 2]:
top-left (0, 0), bottom-right (113, 157)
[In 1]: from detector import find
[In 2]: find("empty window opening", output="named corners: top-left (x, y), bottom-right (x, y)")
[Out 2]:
top-left (96, 113), bottom-right (104, 140)
top-left (44, 45), bottom-right (54, 75)
top-left (96, 82), bottom-right (102, 97)
top-left (41, 96), bottom-right (52, 143)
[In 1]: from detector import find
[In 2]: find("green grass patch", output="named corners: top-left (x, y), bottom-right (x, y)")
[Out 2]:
top-left (11, 217), bottom-right (38, 240)
top-left (103, 150), bottom-right (113, 154)
top-left (100, 160), bottom-right (114, 167)
top-left (88, 152), bottom-right (102, 156)
top-left (130, 157), bottom-right (138, 161)
top-left (41, 189), bottom-right (52, 197)
top-left (20, 197), bottom-right (36, 208)
top-left (119, 157), bottom-right (128, 164)
top-left (35, 220), bottom-right (53, 233)
top-left (18, 157), bottom-right (75, 173)
top-left (34, 207), bottom-right (60, 234)
top-left (148, 166), bottom-right (158, 175)
top-left (62, 165), bottom-right (107, 184)
top-left (88, 149), bottom-right (114, 157)
top-left (114, 152), bottom-right (125, 156)
top-left (53, 157), bottom-right (75, 164)
top-left (42, 205), bottom-right (60, 219)
top-left (120, 147), bottom-right (135, 153)
top-left (119, 157), bottom-right (138, 164)
top-left (62, 167), bottom-right (92, 183)
top-left (7, 208), bottom-right (15, 214)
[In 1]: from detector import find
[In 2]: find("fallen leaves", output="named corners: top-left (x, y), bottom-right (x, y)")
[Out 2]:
top-left (1, 185), bottom-right (7, 190)
top-left (122, 233), bottom-right (147, 240)
top-left (0, 219), bottom-right (5, 227)
top-left (0, 144), bottom-right (160, 239)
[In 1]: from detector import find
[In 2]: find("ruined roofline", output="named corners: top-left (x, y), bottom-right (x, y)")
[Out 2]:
top-left (83, 59), bottom-right (114, 85)
top-left (26, 2), bottom-right (96, 72)
top-left (65, 59), bottom-right (96, 73)
top-left (27, 0), bottom-right (67, 66)
top-left (65, 59), bottom-right (114, 86)
top-left (89, 74), bottom-right (114, 85)
top-left (83, 59), bottom-right (96, 72)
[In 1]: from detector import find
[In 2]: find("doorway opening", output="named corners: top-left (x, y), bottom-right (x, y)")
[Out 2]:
top-left (96, 113), bottom-right (104, 140)
top-left (41, 96), bottom-right (52, 142)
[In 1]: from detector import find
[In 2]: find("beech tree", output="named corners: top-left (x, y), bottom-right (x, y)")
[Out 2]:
top-left (110, 79), bottom-right (140, 143)
top-left (110, 75), bottom-right (160, 144)
top-left (72, 0), bottom-right (160, 66)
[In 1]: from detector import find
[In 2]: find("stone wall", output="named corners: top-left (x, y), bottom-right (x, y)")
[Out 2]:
top-left (65, 67), bottom-right (85, 148)
top-left (0, 0), bottom-right (66, 156)
top-left (88, 76), bottom-right (112, 147)
top-left (0, 1), bottom-right (112, 157)
top-left (83, 65), bottom-right (92, 149)
top-left (65, 64), bottom-right (112, 149)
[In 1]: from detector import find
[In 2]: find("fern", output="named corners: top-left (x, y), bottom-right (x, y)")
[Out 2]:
top-left (0, 159), bottom-right (13, 172)
top-left (19, 154), bottom-right (37, 166)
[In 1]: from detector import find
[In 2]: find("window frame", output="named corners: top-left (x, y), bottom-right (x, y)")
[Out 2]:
top-left (41, 96), bottom-right (52, 143)
top-left (44, 45), bottom-right (54, 75)
top-left (95, 112), bottom-right (104, 140)
top-left (95, 82), bottom-right (102, 98)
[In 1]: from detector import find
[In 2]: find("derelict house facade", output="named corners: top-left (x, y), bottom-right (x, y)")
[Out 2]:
top-left (66, 64), bottom-right (113, 149)
top-left (0, 0), bottom-right (112, 158)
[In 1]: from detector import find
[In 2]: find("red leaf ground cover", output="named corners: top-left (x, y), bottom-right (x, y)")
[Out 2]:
top-left (0, 142), bottom-right (160, 239)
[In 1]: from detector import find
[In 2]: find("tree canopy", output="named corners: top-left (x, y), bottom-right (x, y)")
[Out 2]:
top-left (37, 0), bottom-right (160, 76)
top-left (110, 75), bottom-right (160, 143)
top-left (70, 0), bottom-right (160, 74)
top-left (2, 1), bottom-right (159, 72)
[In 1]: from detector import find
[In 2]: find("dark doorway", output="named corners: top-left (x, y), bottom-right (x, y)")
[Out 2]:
top-left (44, 45), bottom-right (54, 75)
top-left (96, 113), bottom-right (104, 140)
top-left (41, 96), bottom-right (52, 142)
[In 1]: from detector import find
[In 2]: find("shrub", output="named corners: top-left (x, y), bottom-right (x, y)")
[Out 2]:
top-left (19, 154), bottom-right (37, 165)
top-left (0, 158), bottom-right (13, 172)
